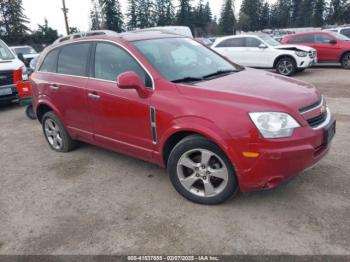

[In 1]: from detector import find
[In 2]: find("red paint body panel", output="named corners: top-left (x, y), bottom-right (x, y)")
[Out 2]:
top-left (31, 33), bottom-right (334, 192)
top-left (282, 31), bottom-right (350, 62)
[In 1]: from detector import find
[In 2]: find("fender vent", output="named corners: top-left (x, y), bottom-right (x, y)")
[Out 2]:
top-left (150, 106), bottom-right (157, 144)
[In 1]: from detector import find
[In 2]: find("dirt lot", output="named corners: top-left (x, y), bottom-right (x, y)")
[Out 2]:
top-left (0, 68), bottom-right (349, 255)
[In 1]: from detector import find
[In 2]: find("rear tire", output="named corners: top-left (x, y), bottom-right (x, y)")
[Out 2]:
top-left (275, 57), bottom-right (297, 76)
top-left (42, 111), bottom-right (77, 152)
top-left (341, 52), bottom-right (350, 69)
top-left (167, 135), bottom-right (239, 205)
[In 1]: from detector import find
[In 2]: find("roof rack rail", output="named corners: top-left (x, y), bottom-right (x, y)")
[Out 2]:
top-left (54, 30), bottom-right (119, 44)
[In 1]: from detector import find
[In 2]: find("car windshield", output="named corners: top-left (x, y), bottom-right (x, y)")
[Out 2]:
top-left (133, 38), bottom-right (240, 82)
top-left (0, 40), bottom-right (15, 60)
top-left (14, 46), bottom-right (37, 55)
top-left (329, 31), bottom-right (350, 41)
top-left (259, 34), bottom-right (280, 46)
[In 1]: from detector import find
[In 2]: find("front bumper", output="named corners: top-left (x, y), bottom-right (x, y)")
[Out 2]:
top-left (233, 112), bottom-right (334, 192)
top-left (298, 56), bottom-right (317, 68)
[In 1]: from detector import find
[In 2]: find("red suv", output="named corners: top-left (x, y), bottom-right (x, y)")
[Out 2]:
top-left (31, 31), bottom-right (335, 204)
top-left (282, 31), bottom-right (350, 69)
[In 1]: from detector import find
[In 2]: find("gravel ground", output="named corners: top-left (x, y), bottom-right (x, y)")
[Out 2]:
top-left (0, 68), bottom-right (349, 255)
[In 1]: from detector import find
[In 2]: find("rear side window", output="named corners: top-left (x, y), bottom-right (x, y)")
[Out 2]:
top-left (340, 28), bottom-right (350, 38)
top-left (94, 42), bottom-right (151, 87)
top-left (57, 43), bottom-right (90, 76)
top-left (288, 34), bottom-right (314, 43)
top-left (216, 38), bottom-right (245, 47)
top-left (40, 49), bottom-right (59, 73)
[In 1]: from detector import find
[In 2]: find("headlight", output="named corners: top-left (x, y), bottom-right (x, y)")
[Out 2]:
top-left (249, 112), bottom-right (300, 138)
top-left (295, 50), bottom-right (307, 57)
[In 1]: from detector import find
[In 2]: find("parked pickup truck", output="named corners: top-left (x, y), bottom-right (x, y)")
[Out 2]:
top-left (0, 39), bottom-right (28, 104)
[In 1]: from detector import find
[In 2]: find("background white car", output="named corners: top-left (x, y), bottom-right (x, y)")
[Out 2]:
top-left (10, 45), bottom-right (39, 66)
top-left (212, 33), bottom-right (317, 76)
top-left (324, 26), bottom-right (350, 38)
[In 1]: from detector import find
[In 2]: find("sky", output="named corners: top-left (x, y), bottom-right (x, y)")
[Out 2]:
top-left (22, 0), bottom-right (267, 35)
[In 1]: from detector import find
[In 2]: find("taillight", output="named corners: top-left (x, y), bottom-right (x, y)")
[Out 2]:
top-left (13, 68), bottom-right (23, 83)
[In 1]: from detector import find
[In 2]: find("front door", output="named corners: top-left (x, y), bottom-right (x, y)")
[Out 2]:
top-left (86, 42), bottom-right (154, 161)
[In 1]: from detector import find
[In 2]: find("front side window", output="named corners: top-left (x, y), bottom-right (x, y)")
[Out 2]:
top-left (245, 37), bottom-right (262, 47)
top-left (94, 42), bottom-right (150, 87)
top-left (57, 43), bottom-right (90, 76)
top-left (40, 49), bottom-right (60, 73)
top-left (315, 34), bottom-right (334, 43)
top-left (133, 38), bottom-right (239, 82)
top-left (0, 40), bottom-right (15, 60)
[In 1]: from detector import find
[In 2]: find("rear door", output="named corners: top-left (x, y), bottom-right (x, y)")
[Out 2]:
top-left (38, 42), bottom-right (93, 142)
top-left (86, 41), bottom-right (154, 161)
top-left (213, 38), bottom-right (246, 65)
top-left (313, 33), bottom-right (341, 62)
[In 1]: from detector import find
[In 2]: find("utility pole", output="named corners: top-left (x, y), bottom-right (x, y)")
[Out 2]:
top-left (61, 0), bottom-right (70, 35)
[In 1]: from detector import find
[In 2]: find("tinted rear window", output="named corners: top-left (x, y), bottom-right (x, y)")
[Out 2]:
top-left (57, 43), bottom-right (90, 76)
top-left (40, 49), bottom-right (59, 73)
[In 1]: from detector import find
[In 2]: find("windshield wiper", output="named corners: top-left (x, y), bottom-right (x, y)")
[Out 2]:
top-left (202, 69), bottom-right (236, 79)
top-left (171, 76), bottom-right (204, 83)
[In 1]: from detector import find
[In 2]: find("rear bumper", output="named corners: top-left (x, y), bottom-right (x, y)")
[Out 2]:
top-left (0, 84), bottom-right (18, 103)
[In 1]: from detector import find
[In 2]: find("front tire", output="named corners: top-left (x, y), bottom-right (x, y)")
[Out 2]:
top-left (276, 57), bottom-right (297, 76)
top-left (42, 111), bottom-right (77, 152)
top-left (341, 52), bottom-right (350, 69)
top-left (167, 135), bottom-right (239, 205)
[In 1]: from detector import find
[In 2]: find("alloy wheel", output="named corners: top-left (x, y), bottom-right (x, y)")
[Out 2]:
top-left (342, 54), bottom-right (350, 69)
top-left (44, 119), bottom-right (63, 150)
top-left (278, 60), bottom-right (294, 75)
top-left (176, 148), bottom-right (229, 198)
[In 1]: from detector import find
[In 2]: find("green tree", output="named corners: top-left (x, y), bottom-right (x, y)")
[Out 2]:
top-left (176, 0), bottom-right (193, 26)
top-left (126, 0), bottom-right (137, 30)
top-left (238, 0), bottom-right (263, 31)
top-left (32, 19), bottom-right (59, 45)
top-left (312, 0), bottom-right (325, 26)
top-left (100, 0), bottom-right (124, 32)
top-left (260, 2), bottom-right (270, 29)
top-left (0, 0), bottom-right (30, 38)
top-left (90, 0), bottom-right (102, 30)
top-left (297, 0), bottom-right (315, 27)
top-left (291, 0), bottom-right (302, 26)
top-left (219, 0), bottom-right (236, 35)
top-left (136, 0), bottom-right (156, 28)
top-left (156, 0), bottom-right (175, 26)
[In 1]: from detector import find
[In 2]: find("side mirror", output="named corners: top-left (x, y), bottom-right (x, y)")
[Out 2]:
top-left (329, 39), bottom-right (337, 44)
top-left (117, 71), bottom-right (150, 98)
top-left (259, 43), bottom-right (268, 49)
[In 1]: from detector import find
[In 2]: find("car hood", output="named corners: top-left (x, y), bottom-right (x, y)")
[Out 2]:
top-left (275, 44), bottom-right (315, 52)
top-left (0, 58), bottom-right (24, 71)
top-left (177, 68), bottom-right (320, 112)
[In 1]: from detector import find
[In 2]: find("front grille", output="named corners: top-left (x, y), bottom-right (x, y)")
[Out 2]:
top-left (0, 70), bottom-right (14, 86)
top-left (307, 112), bottom-right (327, 128)
top-left (299, 98), bottom-right (322, 114)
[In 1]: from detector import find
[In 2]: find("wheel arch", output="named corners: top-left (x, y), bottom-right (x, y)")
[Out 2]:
top-left (273, 54), bottom-right (297, 68)
top-left (339, 50), bottom-right (350, 63)
top-left (36, 100), bottom-right (63, 124)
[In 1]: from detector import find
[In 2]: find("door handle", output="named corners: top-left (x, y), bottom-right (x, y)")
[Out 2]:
top-left (88, 92), bottom-right (100, 100)
top-left (49, 84), bottom-right (59, 91)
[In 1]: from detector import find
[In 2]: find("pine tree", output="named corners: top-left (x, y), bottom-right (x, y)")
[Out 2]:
top-left (312, 0), bottom-right (325, 26)
top-left (90, 0), bottom-right (102, 30)
top-left (32, 19), bottom-right (59, 45)
top-left (0, 0), bottom-right (30, 38)
top-left (326, 0), bottom-right (348, 24)
top-left (127, 0), bottom-right (138, 30)
top-left (219, 0), bottom-right (236, 35)
top-left (136, 0), bottom-right (156, 28)
top-left (260, 2), bottom-right (270, 29)
top-left (176, 0), bottom-right (192, 26)
top-left (156, 0), bottom-right (175, 26)
top-left (238, 0), bottom-right (263, 31)
top-left (100, 0), bottom-right (124, 32)
top-left (291, 0), bottom-right (302, 26)
top-left (297, 0), bottom-right (315, 27)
